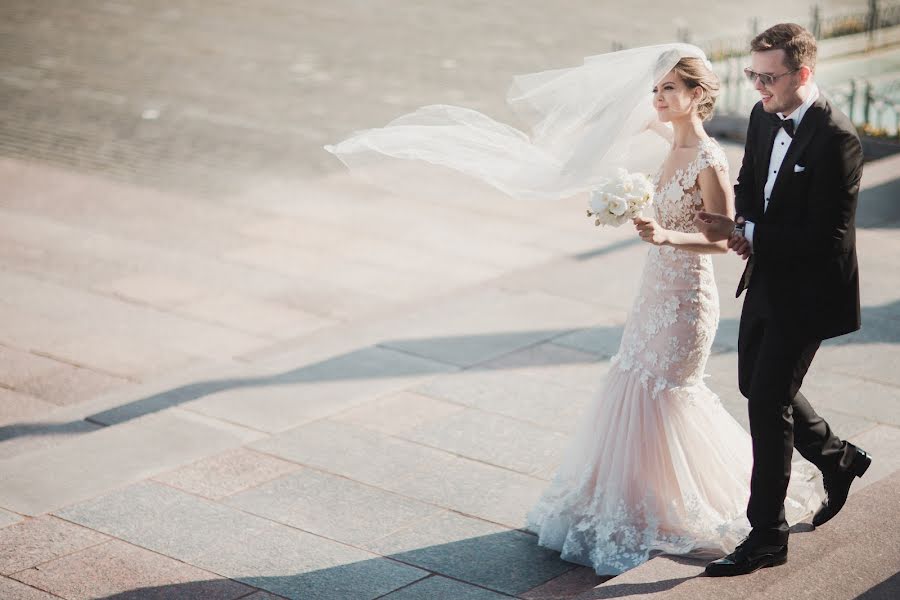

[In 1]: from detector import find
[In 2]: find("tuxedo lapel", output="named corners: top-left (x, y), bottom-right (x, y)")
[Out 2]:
top-left (765, 96), bottom-right (827, 217)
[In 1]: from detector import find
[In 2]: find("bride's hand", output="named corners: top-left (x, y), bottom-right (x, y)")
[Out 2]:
top-left (633, 217), bottom-right (669, 245)
top-left (694, 211), bottom-right (735, 242)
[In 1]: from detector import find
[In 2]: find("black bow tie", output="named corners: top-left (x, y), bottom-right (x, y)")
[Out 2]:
top-left (777, 118), bottom-right (795, 138)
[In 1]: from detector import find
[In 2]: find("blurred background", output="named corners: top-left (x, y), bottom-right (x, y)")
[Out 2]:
top-left (2, 0), bottom-right (897, 199)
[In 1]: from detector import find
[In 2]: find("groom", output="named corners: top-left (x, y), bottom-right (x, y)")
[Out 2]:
top-left (695, 23), bottom-right (871, 576)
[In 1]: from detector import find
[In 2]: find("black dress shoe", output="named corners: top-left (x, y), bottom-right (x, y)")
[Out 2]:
top-left (705, 538), bottom-right (788, 577)
top-left (812, 446), bottom-right (872, 527)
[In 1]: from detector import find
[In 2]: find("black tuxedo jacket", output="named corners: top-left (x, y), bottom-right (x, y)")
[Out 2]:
top-left (735, 95), bottom-right (863, 341)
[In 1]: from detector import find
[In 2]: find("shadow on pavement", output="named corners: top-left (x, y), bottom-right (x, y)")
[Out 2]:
top-left (0, 300), bottom-right (897, 444)
top-left (78, 530), bottom-right (599, 600)
top-left (857, 179), bottom-right (900, 229)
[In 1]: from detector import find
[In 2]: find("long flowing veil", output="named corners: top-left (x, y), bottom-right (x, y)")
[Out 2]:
top-left (325, 43), bottom-right (712, 201)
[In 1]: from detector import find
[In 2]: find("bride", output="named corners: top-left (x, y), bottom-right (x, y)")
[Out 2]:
top-left (326, 44), bottom-right (819, 575)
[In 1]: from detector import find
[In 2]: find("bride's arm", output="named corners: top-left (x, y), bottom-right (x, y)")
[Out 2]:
top-left (666, 165), bottom-right (734, 253)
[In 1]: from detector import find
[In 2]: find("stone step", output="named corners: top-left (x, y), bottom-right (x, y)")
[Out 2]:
top-left (580, 469), bottom-right (900, 600)
top-left (0, 408), bottom-right (263, 516)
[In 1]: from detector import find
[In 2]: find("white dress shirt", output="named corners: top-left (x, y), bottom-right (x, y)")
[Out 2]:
top-left (745, 84), bottom-right (820, 245)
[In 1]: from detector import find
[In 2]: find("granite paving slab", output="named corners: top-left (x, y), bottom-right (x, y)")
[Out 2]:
top-left (251, 419), bottom-right (546, 528)
top-left (396, 408), bottom-right (568, 477)
top-left (10, 539), bottom-right (254, 600)
top-left (331, 390), bottom-right (466, 435)
top-left (56, 481), bottom-right (428, 600)
top-left (0, 508), bottom-right (22, 529)
top-left (0, 303), bottom-right (78, 360)
top-left (521, 566), bottom-right (610, 600)
top-left (494, 243), bottom-right (645, 313)
top-left (365, 510), bottom-right (572, 596)
top-left (332, 235), bottom-right (503, 287)
top-left (224, 468), bottom-right (443, 546)
top-left (152, 448), bottom-right (302, 500)
top-left (846, 424), bottom-right (900, 493)
top-left (222, 241), bottom-right (447, 303)
top-left (415, 370), bottom-right (595, 434)
top-left (0, 515), bottom-right (108, 575)
top-left (0, 208), bottom-right (295, 300)
top-left (814, 408), bottom-right (880, 440)
top-left (0, 409), bottom-right (263, 515)
top-left (369, 288), bottom-right (600, 367)
top-left (241, 591), bottom-right (284, 600)
top-left (1, 270), bottom-right (270, 365)
top-left (550, 323), bottom-right (627, 360)
top-left (383, 454), bottom-right (547, 530)
top-left (239, 592), bottom-right (290, 600)
top-left (815, 342), bottom-right (900, 388)
top-left (40, 334), bottom-right (202, 381)
top-left (379, 575), bottom-right (513, 600)
top-left (0, 577), bottom-right (60, 600)
top-left (0, 345), bottom-right (70, 390)
top-left (249, 420), bottom-right (458, 492)
top-left (801, 368), bottom-right (900, 427)
top-left (95, 273), bottom-right (209, 309)
top-left (182, 346), bottom-right (457, 432)
top-left (0, 388), bottom-right (58, 424)
top-left (478, 342), bottom-right (609, 392)
top-left (0, 416), bottom-right (104, 462)
top-left (175, 292), bottom-right (335, 340)
top-left (13, 363), bottom-right (130, 409)
top-left (268, 276), bottom-right (395, 322)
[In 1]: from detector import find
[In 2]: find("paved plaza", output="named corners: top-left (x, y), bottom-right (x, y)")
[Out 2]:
top-left (1, 1), bottom-right (898, 599)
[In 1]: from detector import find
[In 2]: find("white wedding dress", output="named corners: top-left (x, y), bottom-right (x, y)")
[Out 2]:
top-left (525, 137), bottom-right (821, 575)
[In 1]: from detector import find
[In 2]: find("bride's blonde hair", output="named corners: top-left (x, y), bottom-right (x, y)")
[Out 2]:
top-left (672, 57), bottom-right (720, 121)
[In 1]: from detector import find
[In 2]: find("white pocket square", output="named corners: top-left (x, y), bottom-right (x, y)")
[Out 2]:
top-left (793, 164), bottom-right (806, 173)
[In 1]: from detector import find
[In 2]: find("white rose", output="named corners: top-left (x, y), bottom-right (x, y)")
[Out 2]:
top-left (589, 191), bottom-right (609, 214)
top-left (625, 193), bottom-right (643, 206)
top-left (607, 196), bottom-right (628, 216)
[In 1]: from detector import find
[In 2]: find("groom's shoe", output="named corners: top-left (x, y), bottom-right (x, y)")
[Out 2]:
top-left (705, 537), bottom-right (788, 577)
top-left (813, 445), bottom-right (872, 527)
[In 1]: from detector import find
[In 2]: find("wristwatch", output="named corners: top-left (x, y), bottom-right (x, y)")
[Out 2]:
top-left (733, 220), bottom-right (745, 238)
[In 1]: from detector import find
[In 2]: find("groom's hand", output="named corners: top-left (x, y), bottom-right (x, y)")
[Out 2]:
top-left (728, 235), bottom-right (752, 260)
top-left (727, 216), bottom-right (752, 260)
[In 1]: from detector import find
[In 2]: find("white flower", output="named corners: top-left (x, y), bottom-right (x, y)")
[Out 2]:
top-left (589, 190), bottom-right (609, 214)
top-left (587, 169), bottom-right (655, 228)
top-left (608, 196), bottom-right (628, 216)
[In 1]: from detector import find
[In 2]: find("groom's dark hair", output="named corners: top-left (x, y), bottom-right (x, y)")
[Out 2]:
top-left (751, 23), bottom-right (817, 72)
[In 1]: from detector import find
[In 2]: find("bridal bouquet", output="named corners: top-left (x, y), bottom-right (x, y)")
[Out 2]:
top-left (586, 168), bottom-right (654, 227)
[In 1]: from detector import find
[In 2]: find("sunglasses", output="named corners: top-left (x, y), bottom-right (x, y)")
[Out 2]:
top-left (743, 67), bottom-right (800, 86)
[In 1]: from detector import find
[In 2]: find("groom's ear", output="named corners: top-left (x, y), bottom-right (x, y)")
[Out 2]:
top-left (798, 65), bottom-right (813, 85)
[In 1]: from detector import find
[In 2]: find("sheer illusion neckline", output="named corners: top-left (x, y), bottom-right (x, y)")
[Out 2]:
top-left (654, 137), bottom-right (716, 195)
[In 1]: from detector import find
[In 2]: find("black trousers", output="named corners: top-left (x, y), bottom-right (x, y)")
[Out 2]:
top-left (738, 277), bottom-right (851, 545)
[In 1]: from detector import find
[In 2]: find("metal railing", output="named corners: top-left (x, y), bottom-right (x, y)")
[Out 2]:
top-left (612, 1), bottom-right (900, 59)
top-left (607, 2), bottom-right (900, 137)
top-left (712, 64), bottom-right (900, 137)
top-left (828, 78), bottom-right (900, 137)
